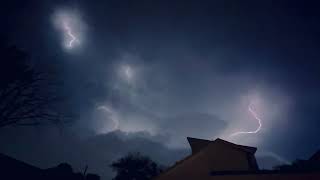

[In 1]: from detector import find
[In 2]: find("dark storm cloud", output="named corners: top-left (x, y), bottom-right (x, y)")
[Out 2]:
top-left (1, 0), bottom-right (320, 178)
top-left (160, 113), bottom-right (227, 147)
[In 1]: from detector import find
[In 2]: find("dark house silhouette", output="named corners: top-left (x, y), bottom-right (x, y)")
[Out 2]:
top-left (154, 137), bottom-right (320, 180)
top-left (310, 150), bottom-right (320, 161)
top-left (0, 153), bottom-right (42, 179)
top-left (0, 153), bottom-right (100, 180)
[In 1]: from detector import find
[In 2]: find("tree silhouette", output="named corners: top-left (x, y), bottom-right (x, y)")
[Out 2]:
top-left (110, 152), bottom-right (164, 180)
top-left (43, 163), bottom-right (100, 180)
top-left (0, 44), bottom-right (70, 128)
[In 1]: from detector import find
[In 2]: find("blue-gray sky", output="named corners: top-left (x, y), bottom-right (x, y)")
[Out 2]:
top-left (1, 0), bottom-right (320, 179)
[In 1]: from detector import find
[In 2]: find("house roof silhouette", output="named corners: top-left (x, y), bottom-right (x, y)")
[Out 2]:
top-left (187, 137), bottom-right (257, 154)
top-left (155, 137), bottom-right (259, 180)
top-left (0, 153), bottom-right (42, 179)
top-left (0, 153), bottom-right (100, 180)
top-left (309, 150), bottom-right (320, 161)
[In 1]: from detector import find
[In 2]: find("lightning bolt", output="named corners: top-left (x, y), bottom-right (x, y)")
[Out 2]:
top-left (230, 102), bottom-right (262, 137)
top-left (63, 21), bottom-right (78, 48)
top-left (256, 151), bottom-right (290, 165)
top-left (97, 106), bottom-right (119, 131)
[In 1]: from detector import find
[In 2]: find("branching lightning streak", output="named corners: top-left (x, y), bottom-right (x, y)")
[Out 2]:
top-left (97, 106), bottom-right (119, 131)
top-left (230, 102), bottom-right (262, 137)
top-left (63, 21), bottom-right (77, 48)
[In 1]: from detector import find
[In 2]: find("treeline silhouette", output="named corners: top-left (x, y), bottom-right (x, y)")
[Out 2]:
top-left (43, 163), bottom-right (99, 180)
top-left (1, 152), bottom-right (165, 180)
top-left (0, 153), bottom-right (100, 180)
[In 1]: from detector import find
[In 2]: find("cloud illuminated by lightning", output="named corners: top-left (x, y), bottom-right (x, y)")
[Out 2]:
top-left (120, 64), bottom-right (134, 82)
top-left (52, 8), bottom-right (85, 50)
top-left (97, 105), bottom-right (119, 131)
top-left (230, 102), bottom-right (262, 137)
top-left (124, 65), bottom-right (133, 79)
top-left (62, 21), bottom-right (78, 48)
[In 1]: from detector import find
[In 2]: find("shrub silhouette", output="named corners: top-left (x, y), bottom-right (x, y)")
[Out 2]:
top-left (110, 152), bottom-right (164, 180)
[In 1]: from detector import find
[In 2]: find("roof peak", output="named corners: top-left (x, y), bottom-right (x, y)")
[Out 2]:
top-left (187, 137), bottom-right (257, 154)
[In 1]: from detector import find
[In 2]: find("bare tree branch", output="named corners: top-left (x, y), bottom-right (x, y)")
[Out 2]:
top-left (0, 45), bottom-right (72, 128)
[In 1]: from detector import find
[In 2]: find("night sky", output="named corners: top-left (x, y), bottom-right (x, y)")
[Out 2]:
top-left (1, 0), bottom-right (320, 179)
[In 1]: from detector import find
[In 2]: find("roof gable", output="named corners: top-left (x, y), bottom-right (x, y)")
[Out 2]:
top-left (309, 150), bottom-right (320, 161)
top-left (187, 137), bottom-right (257, 155)
top-left (213, 138), bottom-right (257, 154)
top-left (187, 137), bottom-right (211, 154)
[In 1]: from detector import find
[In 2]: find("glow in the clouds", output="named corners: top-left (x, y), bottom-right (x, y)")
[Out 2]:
top-left (97, 106), bottom-right (119, 131)
top-left (121, 64), bottom-right (134, 81)
top-left (62, 21), bottom-right (78, 48)
top-left (124, 65), bottom-right (133, 79)
top-left (52, 8), bottom-right (85, 50)
top-left (118, 64), bottom-right (136, 85)
top-left (230, 102), bottom-right (262, 137)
